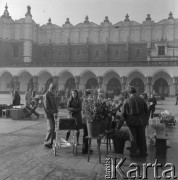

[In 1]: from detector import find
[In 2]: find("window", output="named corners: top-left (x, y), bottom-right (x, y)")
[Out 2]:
top-left (115, 49), bottom-right (120, 58)
top-left (43, 51), bottom-right (47, 58)
top-left (58, 51), bottom-right (62, 58)
top-left (158, 46), bottom-right (165, 56)
top-left (76, 49), bottom-right (81, 58)
top-left (136, 49), bottom-right (141, 58)
top-left (13, 45), bottom-right (19, 58)
top-left (95, 49), bottom-right (100, 59)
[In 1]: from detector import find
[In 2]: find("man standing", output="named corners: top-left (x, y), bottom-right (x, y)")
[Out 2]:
top-left (148, 94), bottom-right (157, 118)
top-left (43, 83), bottom-right (58, 149)
top-left (25, 89), bottom-right (32, 107)
top-left (121, 86), bottom-right (149, 157)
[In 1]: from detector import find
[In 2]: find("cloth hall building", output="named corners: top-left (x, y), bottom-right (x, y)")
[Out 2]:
top-left (0, 4), bottom-right (178, 98)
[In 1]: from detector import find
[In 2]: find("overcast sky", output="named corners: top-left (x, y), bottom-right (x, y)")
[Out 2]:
top-left (0, 0), bottom-right (177, 26)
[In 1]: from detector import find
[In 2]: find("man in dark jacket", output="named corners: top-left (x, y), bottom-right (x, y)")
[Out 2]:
top-left (121, 86), bottom-right (149, 158)
top-left (43, 83), bottom-right (58, 149)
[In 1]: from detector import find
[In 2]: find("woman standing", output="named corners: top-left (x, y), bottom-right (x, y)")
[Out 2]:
top-left (66, 90), bottom-right (83, 145)
top-left (13, 90), bottom-right (21, 106)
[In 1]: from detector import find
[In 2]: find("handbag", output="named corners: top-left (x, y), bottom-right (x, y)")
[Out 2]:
top-left (58, 117), bottom-right (78, 130)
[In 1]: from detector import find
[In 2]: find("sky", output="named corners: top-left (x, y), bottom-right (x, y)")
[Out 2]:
top-left (0, 0), bottom-right (177, 26)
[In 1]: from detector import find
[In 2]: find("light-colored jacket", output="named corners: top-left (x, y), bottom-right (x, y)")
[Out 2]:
top-left (25, 91), bottom-right (32, 106)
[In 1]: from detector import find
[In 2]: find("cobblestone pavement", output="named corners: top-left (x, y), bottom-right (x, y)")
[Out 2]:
top-left (0, 98), bottom-right (178, 179)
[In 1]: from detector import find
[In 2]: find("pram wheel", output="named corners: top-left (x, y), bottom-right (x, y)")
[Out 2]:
top-left (72, 144), bottom-right (77, 156)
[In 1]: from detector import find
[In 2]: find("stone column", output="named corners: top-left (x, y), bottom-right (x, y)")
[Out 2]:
top-left (53, 76), bottom-right (59, 88)
top-left (97, 76), bottom-right (103, 89)
top-left (75, 76), bottom-right (80, 89)
top-left (86, 41), bottom-right (90, 61)
top-left (105, 42), bottom-right (108, 61)
top-left (67, 38), bottom-right (71, 61)
top-left (146, 76), bottom-right (152, 96)
top-left (173, 77), bottom-right (178, 96)
top-left (147, 42), bottom-right (151, 61)
top-left (121, 76), bottom-right (127, 91)
top-left (33, 76), bottom-right (38, 92)
top-left (13, 76), bottom-right (19, 91)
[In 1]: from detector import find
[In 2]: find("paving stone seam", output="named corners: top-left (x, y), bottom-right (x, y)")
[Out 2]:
top-left (2, 121), bottom-right (44, 136)
top-left (42, 168), bottom-right (57, 180)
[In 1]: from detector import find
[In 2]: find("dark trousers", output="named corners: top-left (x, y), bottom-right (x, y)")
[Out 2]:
top-left (45, 117), bottom-right (55, 146)
top-left (129, 126), bottom-right (147, 156)
top-left (82, 123), bottom-right (88, 153)
top-left (149, 105), bottom-right (155, 118)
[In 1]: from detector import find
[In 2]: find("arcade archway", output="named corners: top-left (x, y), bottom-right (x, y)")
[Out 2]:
top-left (28, 78), bottom-right (34, 90)
top-left (107, 78), bottom-right (121, 95)
top-left (153, 78), bottom-right (168, 96)
top-left (85, 78), bottom-right (98, 89)
top-left (45, 77), bottom-right (53, 91)
top-left (65, 77), bottom-right (75, 90)
top-left (130, 78), bottom-right (144, 94)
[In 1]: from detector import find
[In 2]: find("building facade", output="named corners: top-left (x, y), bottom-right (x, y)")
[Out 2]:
top-left (0, 5), bottom-right (178, 96)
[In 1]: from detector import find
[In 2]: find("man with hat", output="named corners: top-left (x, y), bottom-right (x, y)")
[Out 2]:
top-left (120, 85), bottom-right (149, 157)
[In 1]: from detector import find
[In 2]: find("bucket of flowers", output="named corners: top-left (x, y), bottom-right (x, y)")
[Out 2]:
top-left (83, 97), bottom-right (119, 137)
top-left (82, 97), bottom-right (108, 137)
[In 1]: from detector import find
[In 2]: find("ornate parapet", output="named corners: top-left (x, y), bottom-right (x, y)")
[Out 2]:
top-left (1, 59), bottom-right (178, 67)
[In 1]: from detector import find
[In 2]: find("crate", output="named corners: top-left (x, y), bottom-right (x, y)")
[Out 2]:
top-left (2, 109), bottom-right (11, 118)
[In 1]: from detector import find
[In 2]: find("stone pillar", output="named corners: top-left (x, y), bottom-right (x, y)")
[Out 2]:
top-left (121, 76), bottom-right (127, 91)
top-left (53, 76), bottom-right (59, 88)
top-left (33, 76), bottom-right (38, 92)
top-left (75, 76), bottom-right (80, 89)
top-left (147, 42), bottom-right (151, 61)
top-left (67, 38), bottom-right (71, 61)
top-left (146, 76), bottom-right (152, 96)
top-left (86, 41), bottom-right (90, 61)
top-left (13, 76), bottom-right (19, 91)
top-left (97, 76), bottom-right (103, 89)
top-left (173, 77), bottom-right (178, 96)
top-left (105, 43), bottom-right (108, 61)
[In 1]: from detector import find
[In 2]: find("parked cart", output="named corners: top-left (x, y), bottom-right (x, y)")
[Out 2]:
top-left (153, 110), bottom-right (176, 128)
top-left (53, 116), bottom-right (78, 156)
top-left (160, 115), bottom-right (176, 127)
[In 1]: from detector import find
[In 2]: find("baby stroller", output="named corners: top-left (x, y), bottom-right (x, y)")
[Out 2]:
top-left (53, 116), bottom-right (79, 156)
